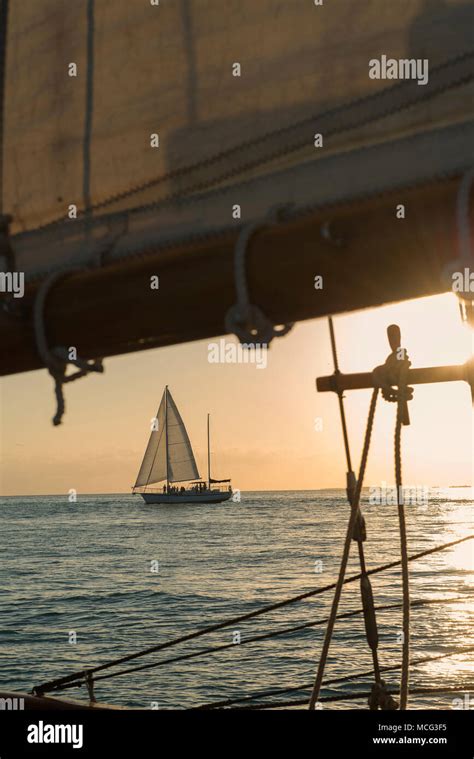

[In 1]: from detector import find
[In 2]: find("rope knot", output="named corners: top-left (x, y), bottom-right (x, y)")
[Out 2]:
top-left (368, 681), bottom-right (399, 711)
top-left (225, 303), bottom-right (274, 348)
top-left (373, 349), bottom-right (413, 401)
top-left (84, 670), bottom-right (96, 703)
top-left (372, 328), bottom-right (413, 426)
top-left (352, 509), bottom-right (367, 542)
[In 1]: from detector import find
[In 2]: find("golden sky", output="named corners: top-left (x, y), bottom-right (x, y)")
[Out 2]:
top-left (1, 292), bottom-right (472, 495)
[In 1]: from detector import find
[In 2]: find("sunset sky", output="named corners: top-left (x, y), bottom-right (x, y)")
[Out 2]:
top-left (1, 292), bottom-right (473, 495)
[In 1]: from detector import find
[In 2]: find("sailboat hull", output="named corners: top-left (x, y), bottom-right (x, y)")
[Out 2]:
top-left (139, 490), bottom-right (232, 504)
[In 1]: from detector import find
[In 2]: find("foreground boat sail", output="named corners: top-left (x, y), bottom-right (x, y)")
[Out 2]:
top-left (132, 387), bottom-right (232, 504)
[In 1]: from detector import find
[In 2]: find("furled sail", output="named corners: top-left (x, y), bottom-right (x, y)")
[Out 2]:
top-left (1, 1), bottom-right (474, 378)
top-left (134, 388), bottom-right (200, 487)
top-left (3, 0), bottom-right (474, 278)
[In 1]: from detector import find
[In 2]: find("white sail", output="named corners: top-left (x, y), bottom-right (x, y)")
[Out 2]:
top-left (166, 390), bottom-right (200, 483)
top-left (134, 390), bottom-right (167, 488)
top-left (134, 388), bottom-right (200, 488)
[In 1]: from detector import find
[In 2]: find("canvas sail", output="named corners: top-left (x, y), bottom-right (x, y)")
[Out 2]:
top-left (166, 390), bottom-right (200, 483)
top-left (2, 0), bottom-right (474, 279)
top-left (134, 388), bottom-right (200, 488)
top-left (134, 390), bottom-right (167, 488)
top-left (1, 1), bottom-right (474, 380)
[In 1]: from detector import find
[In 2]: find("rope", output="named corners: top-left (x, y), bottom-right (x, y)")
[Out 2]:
top-left (328, 317), bottom-right (353, 474)
top-left (33, 268), bottom-right (104, 425)
top-left (454, 167), bottom-right (474, 325)
top-left (59, 597), bottom-right (461, 692)
top-left (225, 205), bottom-right (294, 346)
top-left (32, 533), bottom-right (473, 695)
top-left (443, 167), bottom-right (474, 323)
top-left (234, 684), bottom-right (474, 710)
top-left (197, 618), bottom-right (472, 709)
top-left (395, 381), bottom-right (410, 710)
top-left (308, 388), bottom-right (379, 709)
top-left (327, 317), bottom-right (383, 701)
top-left (22, 49), bottom-right (474, 238)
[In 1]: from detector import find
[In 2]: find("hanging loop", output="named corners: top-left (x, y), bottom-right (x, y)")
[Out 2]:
top-left (225, 205), bottom-right (294, 347)
top-left (455, 168), bottom-right (474, 325)
top-left (33, 268), bottom-right (104, 425)
top-left (442, 168), bottom-right (474, 325)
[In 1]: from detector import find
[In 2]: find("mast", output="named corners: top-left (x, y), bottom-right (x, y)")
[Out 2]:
top-left (207, 413), bottom-right (211, 489)
top-left (165, 385), bottom-right (169, 490)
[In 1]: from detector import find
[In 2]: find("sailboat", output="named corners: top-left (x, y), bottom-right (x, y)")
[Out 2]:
top-left (0, 0), bottom-right (473, 720)
top-left (132, 387), bottom-right (232, 504)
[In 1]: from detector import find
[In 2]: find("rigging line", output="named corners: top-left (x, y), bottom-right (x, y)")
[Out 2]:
top-left (395, 381), bottom-right (410, 710)
top-left (57, 597), bottom-right (462, 692)
top-left (197, 633), bottom-right (474, 710)
top-left (0, 0), bottom-right (8, 216)
top-left (23, 49), bottom-right (474, 237)
top-left (328, 316), bottom-right (382, 690)
top-left (308, 388), bottom-right (379, 710)
top-left (32, 532), bottom-right (473, 695)
top-left (328, 317), bottom-right (352, 473)
top-left (235, 685), bottom-right (474, 710)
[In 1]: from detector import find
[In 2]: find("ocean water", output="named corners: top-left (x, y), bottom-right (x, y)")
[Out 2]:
top-left (0, 488), bottom-right (472, 710)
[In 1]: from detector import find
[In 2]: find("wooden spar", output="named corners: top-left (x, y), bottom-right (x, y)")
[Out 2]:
top-left (317, 361), bottom-right (474, 394)
top-left (317, 323), bottom-right (474, 397)
top-left (0, 177), bottom-right (470, 376)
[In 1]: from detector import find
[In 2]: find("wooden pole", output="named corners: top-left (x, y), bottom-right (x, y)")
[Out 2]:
top-left (316, 362), bottom-right (473, 393)
top-left (0, 178), bottom-right (467, 376)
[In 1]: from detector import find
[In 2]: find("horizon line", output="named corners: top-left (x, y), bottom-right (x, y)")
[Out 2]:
top-left (1, 484), bottom-right (471, 499)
